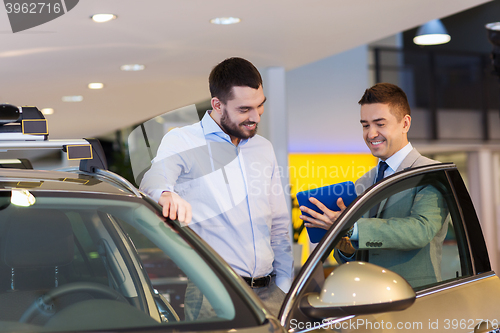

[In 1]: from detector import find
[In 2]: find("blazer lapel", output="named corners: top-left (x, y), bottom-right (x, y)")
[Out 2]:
top-left (378, 148), bottom-right (421, 216)
top-left (356, 167), bottom-right (377, 195)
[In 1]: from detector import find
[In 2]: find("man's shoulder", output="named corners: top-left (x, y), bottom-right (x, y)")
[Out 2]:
top-left (404, 148), bottom-right (440, 168)
top-left (250, 134), bottom-right (271, 145)
top-left (160, 121), bottom-right (203, 143)
top-left (245, 134), bottom-right (274, 151)
top-left (169, 121), bottom-right (203, 136)
top-left (153, 122), bottom-right (204, 160)
top-left (414, 155), bottom-right (439, 167)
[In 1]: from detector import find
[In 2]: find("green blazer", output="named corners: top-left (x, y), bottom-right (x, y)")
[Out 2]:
top-left (352, 149), bottom-right (448, 287)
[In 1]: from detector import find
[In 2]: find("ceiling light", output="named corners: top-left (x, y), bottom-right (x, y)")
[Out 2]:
top-left (62, 96), bottom-right (83, 102)
top-left (91, 14), bottom-right (117, 23)
top-left (210, 17), bottom-right (241, 25)
top-left (88, 82), bottom-right (104, 89)
top-left (414, 19), bottom-right (451, 46)
top-left (486, 22), bottom-right (500, 47)
top-left (121, 64), bottom-right (145, 71)
top-left (41, 108), bottom-right (54, 115)
top-left (485, 22), bottom-right (500, 82)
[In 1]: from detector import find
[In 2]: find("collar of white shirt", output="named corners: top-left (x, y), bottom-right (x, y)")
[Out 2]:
top-left (201, 111), bottom-right (249, 146)
top-left (380, 142), bottom-right (413, 177)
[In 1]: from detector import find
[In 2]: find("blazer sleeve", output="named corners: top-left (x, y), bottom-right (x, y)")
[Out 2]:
top-left (357, 184), bottom-right (449, 250)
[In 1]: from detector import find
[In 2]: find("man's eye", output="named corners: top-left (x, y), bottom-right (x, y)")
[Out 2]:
top-left (362, 125), bottom-right (369, 128)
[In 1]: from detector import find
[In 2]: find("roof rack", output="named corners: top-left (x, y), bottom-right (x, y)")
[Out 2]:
top-left (0, 104), bottom-right (108, 172)
top-left (0, 138), bottom-right (108, 173)
top-left (95, 169), bottom-right (142, 197)
top-left (0, 104), bottom-right (48, 141)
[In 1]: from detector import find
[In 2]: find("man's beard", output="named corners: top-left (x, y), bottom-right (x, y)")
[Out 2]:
top-left (220, 108), bottom-right (258, 140)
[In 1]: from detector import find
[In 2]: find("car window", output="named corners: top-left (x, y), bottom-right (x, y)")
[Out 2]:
top-left (280, 167), bottom-right (479, 331)
top-left (117, 218), bottom-right (224, 322)
top-left (0, 192), bottom-right (258, 332)
top-left (330, 169), bottom-right (472, 290)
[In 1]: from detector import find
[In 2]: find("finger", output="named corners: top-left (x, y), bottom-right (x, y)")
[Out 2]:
top-left (177, 203), bottom-right (186, 223)
top-left (299, 206), bottom-right (328, 221)
top-left (308, 197), bottom-right (328, 211)
top-left (337, 197), bottom-right (347, 211)
top-left (303, 222), bottom-right (327, 229)
top-left (301, 215), bottom-right (321, 224)
top-left (169, 201), bottom-right (177, 221)
top-left (309, 197), bottom-right (337, 216)
top-left (162, 204), bottom-right (169, 217)
top-left (302, 216), bottom-right (330, 230)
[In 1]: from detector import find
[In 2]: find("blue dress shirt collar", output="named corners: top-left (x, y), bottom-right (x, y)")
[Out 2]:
top-left (201, 111), bottom-right (249, 146)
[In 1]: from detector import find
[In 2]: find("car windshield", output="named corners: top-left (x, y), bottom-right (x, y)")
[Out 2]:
top-left (0, 190), bottom-right (239, 332)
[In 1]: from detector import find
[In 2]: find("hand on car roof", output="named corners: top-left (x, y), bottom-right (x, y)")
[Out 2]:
top-left (159, 191), bottom-right (192, 225)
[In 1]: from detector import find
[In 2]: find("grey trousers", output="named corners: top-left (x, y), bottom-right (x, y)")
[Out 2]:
top-left (184, 278), bottom-right (286, 321)
top-left (252, 279), bottom-right (286, 317)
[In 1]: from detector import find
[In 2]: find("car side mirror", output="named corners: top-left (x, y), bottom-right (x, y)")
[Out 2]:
top-left (299, 262), bottom-right (416, 319)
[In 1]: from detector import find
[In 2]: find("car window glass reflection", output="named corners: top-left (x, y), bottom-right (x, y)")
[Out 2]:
top-left (332, 172), bottom-right (467, 290)
top-left (0, 196), bottom-right (235, 331)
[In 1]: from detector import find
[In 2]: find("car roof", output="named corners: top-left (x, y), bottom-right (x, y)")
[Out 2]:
top-left (0, 168), bottom-right (137, 196)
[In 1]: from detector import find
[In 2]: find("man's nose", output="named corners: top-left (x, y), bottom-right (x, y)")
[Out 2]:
top-left (248, 109), bottom-right (261, 123)
top-left (367, 126), bottom-right (378, 139)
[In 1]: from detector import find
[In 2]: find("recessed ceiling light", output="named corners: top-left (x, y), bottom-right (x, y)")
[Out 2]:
top-left (62, 96), bottom-right (83, 102)
top-left (121, 64), bottom-right (145, 71)
top-left (210, 17), bottom-right (241, 25)
top-left (88, 82), bottom-right (104, 89)
top-left (91, 14), bottom-right (117, 23)
top-left (41, 108), bottom-right (54, 115)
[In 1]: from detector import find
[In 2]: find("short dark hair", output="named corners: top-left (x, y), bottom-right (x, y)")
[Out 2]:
top-left (209, 57), bottom-right (262, 104)
top-left (358, 83), bottom-right (411, 121)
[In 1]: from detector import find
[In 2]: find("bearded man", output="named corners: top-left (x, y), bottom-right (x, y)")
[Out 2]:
top-left (140, 57), bottom-right (293, 318)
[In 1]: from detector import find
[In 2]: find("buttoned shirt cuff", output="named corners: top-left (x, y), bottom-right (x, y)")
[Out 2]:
top-left (275, 275), bottom-right (292, 293)
top-left (338, 223), bottom-right (358, 261)
top-left (338, 249), bottom-right (356, 261)
top-left (351, 223), bottom-right (359, 241)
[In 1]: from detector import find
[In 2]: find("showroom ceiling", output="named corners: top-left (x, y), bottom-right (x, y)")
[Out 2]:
top-left (0, 0), bottom-right (491, 139)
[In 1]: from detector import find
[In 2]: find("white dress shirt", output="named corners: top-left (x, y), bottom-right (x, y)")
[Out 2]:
top-left (140, 112), bottom-right (294, 292)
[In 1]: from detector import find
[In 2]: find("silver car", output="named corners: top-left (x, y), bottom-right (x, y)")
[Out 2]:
top-left (0, 115), bottom-right (499, 332)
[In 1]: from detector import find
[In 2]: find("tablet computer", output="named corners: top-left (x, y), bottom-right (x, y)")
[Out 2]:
top-left (296, 181), bottom-right (357, 243)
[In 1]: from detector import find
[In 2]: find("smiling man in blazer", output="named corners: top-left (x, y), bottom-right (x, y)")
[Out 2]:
top-left (300, 83), bottom-right (449, 287)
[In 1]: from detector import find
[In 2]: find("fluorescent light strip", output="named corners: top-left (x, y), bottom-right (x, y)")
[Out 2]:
top-left (92, 14), bottom-right (117, 23)
top-left (88, 83), bottom-right (104, 89)
top-left (62, 96), bottom-right (83, 102)
top-left (121, 64), bottom-right (145, 71)
top-left (210, 17), bottom-right (241, 25)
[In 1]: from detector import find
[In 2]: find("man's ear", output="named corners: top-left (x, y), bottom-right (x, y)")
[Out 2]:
top-left (211, 97), bottom-right (222, 115)
top-left (402, 114), bottom-right (411, 134)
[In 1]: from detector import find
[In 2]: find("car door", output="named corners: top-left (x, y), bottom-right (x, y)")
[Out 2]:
top-left (280, 163), bottom-right (500, 332)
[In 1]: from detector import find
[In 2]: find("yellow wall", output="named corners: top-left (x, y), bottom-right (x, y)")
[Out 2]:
top-left (288, 153), bottom-right (377, 265)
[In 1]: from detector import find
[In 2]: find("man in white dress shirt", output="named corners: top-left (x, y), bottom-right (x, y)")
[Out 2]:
top-left (140, 57), bottom-right (293, 317)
